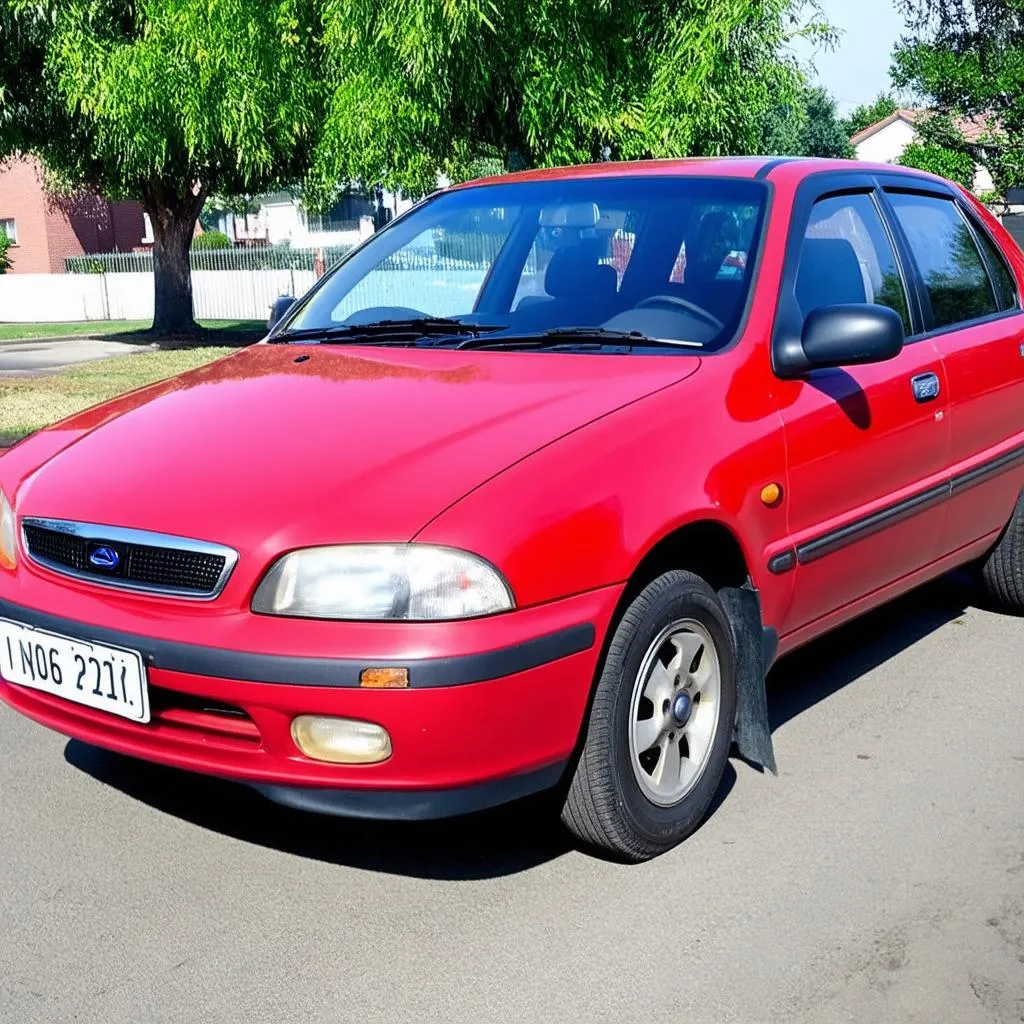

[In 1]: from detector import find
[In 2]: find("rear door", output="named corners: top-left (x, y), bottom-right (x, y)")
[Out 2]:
top-left (771, 179), bottom-right (951, 636)
top-left (882, 187), bottom-right (1024, 552)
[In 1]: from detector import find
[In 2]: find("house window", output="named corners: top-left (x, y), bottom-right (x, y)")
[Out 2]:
top-left (141, 214), bottom-right (154, 244)
top-left (0, 219), bottom-right (17, 245)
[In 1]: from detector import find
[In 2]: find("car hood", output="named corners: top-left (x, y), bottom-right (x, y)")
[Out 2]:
top-left (12, 344), bottom-right (699, 558)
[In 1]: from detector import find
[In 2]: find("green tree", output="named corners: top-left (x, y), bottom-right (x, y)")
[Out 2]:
top-left (892, 1), bottom-right (1024, 199)
top-left (800, 86), bottom-right (855, 158)
top-left (841, 94), bottom-right (900, 139)
top-left (311, 0), bottom-right (833, 198)
top-left (760, 86), bottom-right (854, 158)
top-left (1, 1), bottom-right (325, 335)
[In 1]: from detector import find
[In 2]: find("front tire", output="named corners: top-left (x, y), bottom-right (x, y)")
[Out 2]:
top-left (980, 490), bottom-right (1024, 613)
top-left (561, 571), bottom-right (737, 861)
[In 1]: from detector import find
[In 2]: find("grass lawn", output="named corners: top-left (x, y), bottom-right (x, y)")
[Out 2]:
top-left (0, 347), bottom-right (232, 444)
top-left (0, 319), bottom-right (265, 343)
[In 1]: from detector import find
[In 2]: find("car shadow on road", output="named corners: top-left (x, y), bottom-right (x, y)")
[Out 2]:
top-left (63, 572), bottom-right (975, 879)
top-left (764, 571), bottom-right (973, 733)
top-left (63, 738), bottom-right (576, 879)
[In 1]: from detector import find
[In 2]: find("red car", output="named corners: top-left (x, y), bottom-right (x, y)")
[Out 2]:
top-left (2, 158), bottom-right (1023, 861)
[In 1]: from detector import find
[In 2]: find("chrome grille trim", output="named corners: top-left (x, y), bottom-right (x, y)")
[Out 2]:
top-left (20, 518), bottom-right (239, 600)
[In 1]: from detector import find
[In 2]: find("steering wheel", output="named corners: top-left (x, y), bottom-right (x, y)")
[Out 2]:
top-left (633, 294), bottom-right (725, 332)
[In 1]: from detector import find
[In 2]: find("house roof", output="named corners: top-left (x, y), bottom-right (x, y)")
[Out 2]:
top-left (850, 107), bottom-right (998, 147)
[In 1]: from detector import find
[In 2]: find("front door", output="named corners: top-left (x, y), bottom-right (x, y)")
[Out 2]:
top-left (772, 186), bottom-right (951, 637)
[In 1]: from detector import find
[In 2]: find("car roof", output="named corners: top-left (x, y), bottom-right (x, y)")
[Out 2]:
top-left (446, 156), bottom-right (954, 191)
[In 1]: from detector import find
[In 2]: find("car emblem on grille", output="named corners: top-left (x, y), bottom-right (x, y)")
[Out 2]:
top-left (88, 544), bottom-right (121, 570)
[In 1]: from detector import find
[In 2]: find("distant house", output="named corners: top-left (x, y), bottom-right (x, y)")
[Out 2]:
top-left (0, 155), bottom-right (147, 274)
top-left (850, 108), bottom-right (997, 195)
top-left (213, 188), bottom-right (414, 248)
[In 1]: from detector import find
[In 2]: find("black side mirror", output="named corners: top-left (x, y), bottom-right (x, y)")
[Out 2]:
top-left (798, 303), bottom-right (904, 374)
top-left (268, 294), bottom-right (298, 332)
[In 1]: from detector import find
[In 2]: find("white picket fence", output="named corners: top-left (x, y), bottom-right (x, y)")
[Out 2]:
top-left (0, 269), bottom-right (319, 323)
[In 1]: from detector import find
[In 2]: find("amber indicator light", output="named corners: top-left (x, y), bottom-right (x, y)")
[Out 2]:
top-left (360, 667), bottom-right (410, 689)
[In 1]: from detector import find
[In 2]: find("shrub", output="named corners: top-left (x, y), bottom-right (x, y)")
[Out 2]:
top-left (192, 230), bottom-right (233, 251)
top-left (0, 229), bottom-right (11, 274)
top-left (898, 143), bottom-right (977, 191)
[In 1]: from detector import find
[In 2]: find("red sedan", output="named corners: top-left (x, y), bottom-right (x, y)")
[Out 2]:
top-left (2, 157), bottom-right (1022, 861)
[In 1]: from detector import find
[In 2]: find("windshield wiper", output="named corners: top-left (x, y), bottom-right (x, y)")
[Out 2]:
top-left (274, 317), bottom-right (508, 344)
top-left (454, 327), bottom-right (704, 351)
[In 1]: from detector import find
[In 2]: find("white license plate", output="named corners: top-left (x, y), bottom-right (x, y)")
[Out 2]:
top-left (0, 618), bottom-right (149, 723)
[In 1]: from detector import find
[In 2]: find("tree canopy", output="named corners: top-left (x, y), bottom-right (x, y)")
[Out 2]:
top-left (1, 0), bottom-right (327, 333)
top-left (893, 0), bottom-right (1024, 198)
top-left (2, 0), bottom-right (830, 334)
top-left (841, 94), bottom-right (900, 139)
top-left (309, 0), bottom-right (832, 198)
top-left (760, 85), bottom-right (854, 158)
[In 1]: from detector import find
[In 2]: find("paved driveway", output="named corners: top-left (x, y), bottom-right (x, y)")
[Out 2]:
top-left (1, 575), bottom-right (1021, 1023)
top-left (0, 337), bottom-right (151, 375)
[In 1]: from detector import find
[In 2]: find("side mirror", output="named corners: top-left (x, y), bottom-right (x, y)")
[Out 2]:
top-left (268, 294), bottom-right (298, 332)
top-left (799, 303), bottom-right (904, 373)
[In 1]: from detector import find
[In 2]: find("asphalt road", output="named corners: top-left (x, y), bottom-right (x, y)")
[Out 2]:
top-left (0, 338), bottom-right (150, 375)
top-left (1, 573), bottom-right (1022, 1024)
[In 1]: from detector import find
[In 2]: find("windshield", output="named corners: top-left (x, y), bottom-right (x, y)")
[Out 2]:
top-left (286, 175), bottom-right (767, 352)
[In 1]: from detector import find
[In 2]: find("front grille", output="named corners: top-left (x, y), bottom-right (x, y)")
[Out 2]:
top-left (21, 519), bottom-right (236, 598)
top-left (118, 544), bottom-right (224, 592)
top-left (23, 525), bottom-right (88, 572)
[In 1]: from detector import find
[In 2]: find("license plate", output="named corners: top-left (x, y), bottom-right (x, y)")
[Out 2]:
top-left (0, 618), bottom-right (149, 723)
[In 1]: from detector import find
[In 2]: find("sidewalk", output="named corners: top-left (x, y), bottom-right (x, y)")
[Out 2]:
top-left (0, 337), bottom-right (155, 377)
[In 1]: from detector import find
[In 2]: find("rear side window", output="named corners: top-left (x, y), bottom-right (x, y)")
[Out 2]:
top-left (972, 221), bottom-right (1018, 311)
top-left (887, 193), bottom-right (999, 329)
top-left (796, 192), bottom-right (911, 332)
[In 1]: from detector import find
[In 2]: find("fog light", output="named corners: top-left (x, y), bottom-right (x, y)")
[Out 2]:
top-left (291, 715), bottom-right (392, 764)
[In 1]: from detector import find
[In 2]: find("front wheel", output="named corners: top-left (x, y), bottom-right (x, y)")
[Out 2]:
top-left (561, 571), bottom-right (737, 861)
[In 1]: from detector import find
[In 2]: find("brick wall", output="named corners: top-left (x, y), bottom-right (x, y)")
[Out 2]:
top-left (0, 157), bottom-right (53, 274)
top-left (0, 156), bottom-right (147, 274)
top-left (46, 193), bottom-right (105, 272)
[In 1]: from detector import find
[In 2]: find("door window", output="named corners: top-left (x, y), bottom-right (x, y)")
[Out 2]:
top-left (796, 193), bottom-right (911, 332)
top-left (972, 220), bottom-right (1018, 311)
top-left (887, 193), bottom-right (999, 329)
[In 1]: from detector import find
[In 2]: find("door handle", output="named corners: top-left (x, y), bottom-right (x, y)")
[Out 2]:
top-left (911, 372), bottom-right (941, 403)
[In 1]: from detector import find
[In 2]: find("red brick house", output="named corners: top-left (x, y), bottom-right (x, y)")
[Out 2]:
top-left (0, 156), bottom-right (148, 274)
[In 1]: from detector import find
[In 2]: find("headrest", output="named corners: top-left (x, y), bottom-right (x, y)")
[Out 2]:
top-left (796, 237), bottom-right (867, 313)
top-left (545, 246), bottom-right (618, 298)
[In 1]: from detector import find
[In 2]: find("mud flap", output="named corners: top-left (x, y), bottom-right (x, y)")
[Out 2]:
top-left (719, 585), bottom-right (777, 775)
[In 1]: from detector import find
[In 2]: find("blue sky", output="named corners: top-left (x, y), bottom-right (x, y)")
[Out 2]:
top-left (793, 0), bottom-right (907, 114)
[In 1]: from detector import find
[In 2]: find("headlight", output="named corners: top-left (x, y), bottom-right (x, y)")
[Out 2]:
top-left (0, 489), bottom-right (16, 570)
top-left (251, 544), bottom-right (514, 621)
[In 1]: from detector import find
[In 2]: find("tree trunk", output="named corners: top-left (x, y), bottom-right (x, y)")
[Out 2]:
top-left (143, 180), bottom-right (207, 337)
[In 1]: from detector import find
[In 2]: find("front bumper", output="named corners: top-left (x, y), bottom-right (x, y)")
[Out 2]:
top-left (0, 586), bottom-right (620, 818)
